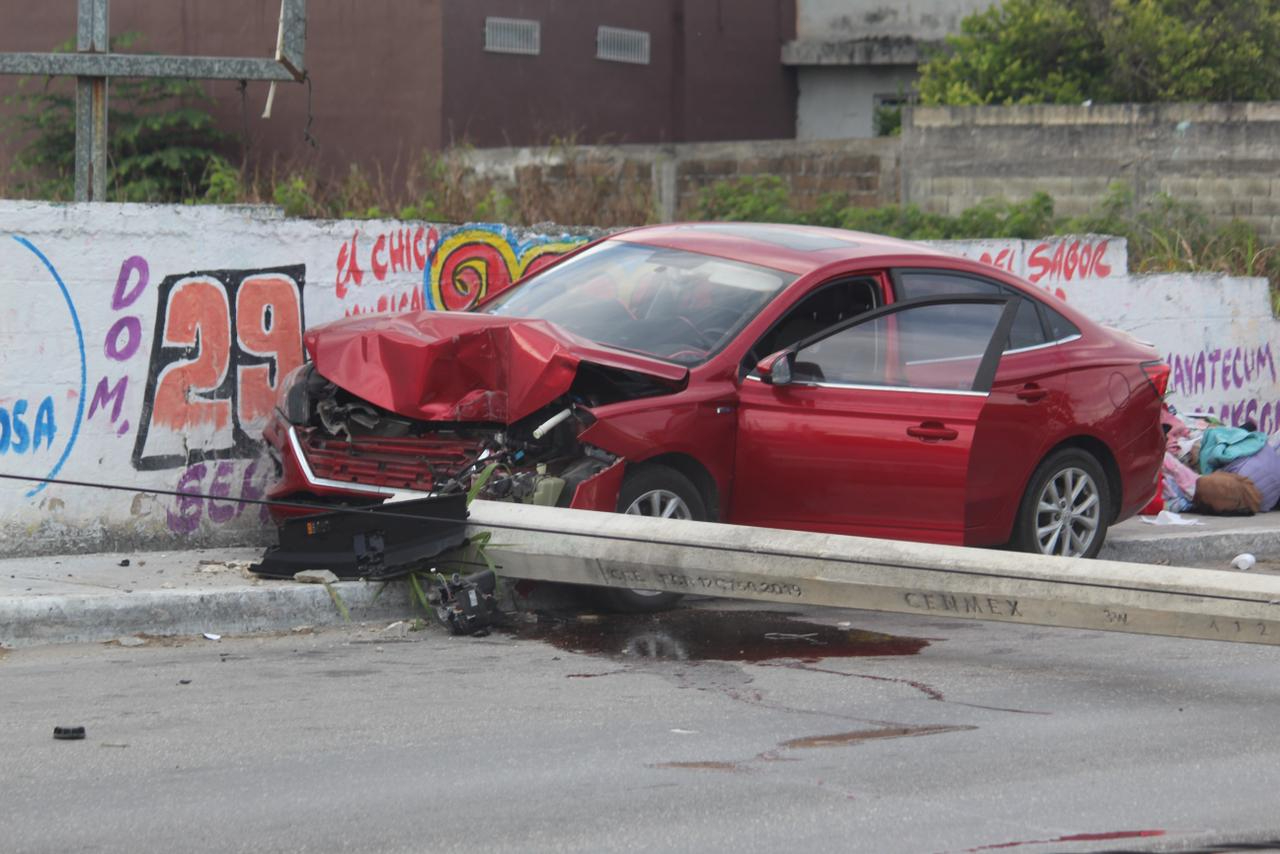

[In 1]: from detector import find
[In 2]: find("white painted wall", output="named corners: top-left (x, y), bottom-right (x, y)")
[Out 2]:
top-left (797, 66), bottom-right (917, 139)
top-left (0, 203), bottom-right (590, 556)
top-left (0, 203), bottom-right (1273, 555)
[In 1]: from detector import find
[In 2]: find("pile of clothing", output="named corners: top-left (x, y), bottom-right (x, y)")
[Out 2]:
top-left (1161, 407), bottom-right (1280, 515)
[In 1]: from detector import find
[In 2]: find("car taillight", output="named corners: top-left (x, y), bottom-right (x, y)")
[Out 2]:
top-left (1141, 360), bottom-right (1170, 397)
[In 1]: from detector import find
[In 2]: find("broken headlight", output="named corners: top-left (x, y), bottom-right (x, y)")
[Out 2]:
top-left (277, 362), bottom-right (316, 425)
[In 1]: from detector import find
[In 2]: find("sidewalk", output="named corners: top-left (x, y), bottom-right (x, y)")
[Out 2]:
top-left (2, 512), bottom-right (1278, 648)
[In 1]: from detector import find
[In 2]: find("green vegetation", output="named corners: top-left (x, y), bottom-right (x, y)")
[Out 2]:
top-left (919, 0), bottom-right (1280, 105)
top-left (694, 176), bottom-right (1280, 296)
top-left (3, 34), bottom-right (231, 202)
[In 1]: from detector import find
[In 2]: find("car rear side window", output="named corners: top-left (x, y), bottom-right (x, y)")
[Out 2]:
top-left (895, 270), bottom-right (1048, 351)
top-left (1044, 305), bottom-right (1081, 341)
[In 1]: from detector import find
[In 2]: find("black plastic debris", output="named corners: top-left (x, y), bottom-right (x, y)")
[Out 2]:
top-left (250, 494), bottom-right (469, 580)
top-left (53, 726), bottom-right (85, 740)
top-left (428, 570), bottom-right (499, 636)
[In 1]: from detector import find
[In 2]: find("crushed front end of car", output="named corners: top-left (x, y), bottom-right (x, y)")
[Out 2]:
top-left (261, 311), bottom-right (689, 529)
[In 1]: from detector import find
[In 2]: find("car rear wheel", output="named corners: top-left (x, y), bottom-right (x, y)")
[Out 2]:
top-left (1012, 449), bottom-right (1110, 559)
top-left (594, 465), bottom-right (707, 613)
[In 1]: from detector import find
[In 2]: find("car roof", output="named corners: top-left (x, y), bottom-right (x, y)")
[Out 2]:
top-left (610, 222), bottom-right (959, 275)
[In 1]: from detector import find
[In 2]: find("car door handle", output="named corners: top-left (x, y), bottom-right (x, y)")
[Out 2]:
top-left (1016, 384), bottom-right (1049, 402)
top-left (906, 422), bottom-right (958, 441)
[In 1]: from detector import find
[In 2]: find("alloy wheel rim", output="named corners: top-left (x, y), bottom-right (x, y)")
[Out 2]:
top-left (623, 489), bottom-right (692, 596)
top-left (625, 489), bottom-right (693, 521)
top-left (1033, 466), bottom-right (1101, 557)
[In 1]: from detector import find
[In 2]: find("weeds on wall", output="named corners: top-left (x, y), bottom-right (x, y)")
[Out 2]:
top-left (694, 176), bottom-right (1280, 299)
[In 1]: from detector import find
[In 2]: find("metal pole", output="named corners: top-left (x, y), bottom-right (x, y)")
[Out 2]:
top-left (90, 0), bottom-right (109, 203)
top-left (74, 0), bottom-right (108, 202)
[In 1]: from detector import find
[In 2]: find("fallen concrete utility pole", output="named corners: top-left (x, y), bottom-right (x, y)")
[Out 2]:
top-left (468, 500), bottom-right (1280, 647)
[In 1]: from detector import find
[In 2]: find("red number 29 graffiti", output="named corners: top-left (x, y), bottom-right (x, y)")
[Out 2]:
top-left (132, 266), bottom-right (305, 472)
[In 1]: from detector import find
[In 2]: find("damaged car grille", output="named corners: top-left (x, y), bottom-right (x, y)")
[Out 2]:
top-left (299, 429), bottom-right (486, 491)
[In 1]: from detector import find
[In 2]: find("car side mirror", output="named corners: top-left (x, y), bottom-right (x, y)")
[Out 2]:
top-left (755, 350), bottom-right (793, 386)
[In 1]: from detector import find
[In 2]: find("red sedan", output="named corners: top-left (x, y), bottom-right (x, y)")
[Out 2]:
top-left (264, 224), bottom-right (1167, 608)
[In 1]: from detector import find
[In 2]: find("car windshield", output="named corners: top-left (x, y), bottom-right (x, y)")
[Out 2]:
top-left (478, 241), bottom-right (795, 365)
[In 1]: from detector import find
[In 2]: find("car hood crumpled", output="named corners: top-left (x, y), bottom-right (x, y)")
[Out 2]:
top-left (303, 310), bottom-right (689, 424)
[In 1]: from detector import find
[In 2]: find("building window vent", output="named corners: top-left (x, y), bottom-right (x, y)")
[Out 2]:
top-left (596, 26), bottom-right (650, 64)
top-left (485, 17), bottom-right (540, 55)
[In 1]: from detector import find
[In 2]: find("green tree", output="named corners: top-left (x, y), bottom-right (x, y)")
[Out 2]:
top-left (919, 0), bottom-right (1280, 105)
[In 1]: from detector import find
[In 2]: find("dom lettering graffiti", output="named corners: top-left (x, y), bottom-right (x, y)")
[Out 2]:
top-left (132, 265), bottom-right (305, 471)
top-left (87, 255), bottom-right (149, 437)
top-left (426, 225), bottom-right (585, 311)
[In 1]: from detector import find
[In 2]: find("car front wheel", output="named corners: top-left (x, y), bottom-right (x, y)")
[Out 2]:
top-left (594, 465), bottom-right (707, 613)
top-left (1011, 449), bottom-right (1110, 559)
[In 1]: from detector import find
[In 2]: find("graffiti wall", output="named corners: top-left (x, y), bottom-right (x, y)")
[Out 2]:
top-left (0, 204), bottom-right (1275, 556)
top-left (0, 203), bottom-right (596, 555)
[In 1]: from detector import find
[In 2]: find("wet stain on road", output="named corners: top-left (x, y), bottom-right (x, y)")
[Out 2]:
top-left (960, 829), bottom-right (1166, 851)
top-left (780, 724), bottom-right (975, 749)
top-left (507, 609), bottom-right (929, 662)
top-left (650, 760), bottom-right (747, 773)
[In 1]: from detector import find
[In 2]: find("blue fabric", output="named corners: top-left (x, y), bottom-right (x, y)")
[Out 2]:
top-left (1199, 427), bottom-right (1269, 474)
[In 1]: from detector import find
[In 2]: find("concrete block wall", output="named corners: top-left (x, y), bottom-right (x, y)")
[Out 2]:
top-left (1, 201), bottom-right (1275, 556)
top-left (903, 102), bottom-right (1280, 240)
top-left (458, 137), bottom-right (901, 223)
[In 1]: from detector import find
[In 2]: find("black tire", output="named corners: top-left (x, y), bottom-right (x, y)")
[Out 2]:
top-left (594, 465), bottom-right (707, 613)
top-left (1011, 448), bottom-right (1111, 559)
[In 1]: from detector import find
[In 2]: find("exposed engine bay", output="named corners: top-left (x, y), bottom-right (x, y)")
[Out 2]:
top-left (267, 359), bottom-right (682, 512)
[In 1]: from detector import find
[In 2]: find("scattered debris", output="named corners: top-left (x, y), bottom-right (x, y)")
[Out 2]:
top-left (53, 726), bottom-right (85, 740)
top-left (178, 679), bottom-right (192, 685)
top-left (198, 559), bottom-right (254, 575)
top-left (1139, 510), bottom-right (1204, 526)
top-left (115, 636), bottom-right (146, 647)
top-left (382, 620), bottom-right (410, 638)
top-left (203, 632), bottom-right (221, 641)
top-left (100, 743), bottom-right (129, 749)
top-left (671, 729), bottom-right (698, 735)
top-left (1232, 553), bottom-right (1258, 571)
top-left (293, 569), bottom-right (339, 585)
top-left (290, 625), bottom-right (314, 634)
top-left (424, 570), bottom-right (500, 636)
top-left (117, 559), bottom-right (130, 567)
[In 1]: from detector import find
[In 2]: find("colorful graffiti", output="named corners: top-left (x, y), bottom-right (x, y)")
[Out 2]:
top-left (426, 225), bottom-right (586, 311)
top-left (132, 266), bottom-right (305, 471)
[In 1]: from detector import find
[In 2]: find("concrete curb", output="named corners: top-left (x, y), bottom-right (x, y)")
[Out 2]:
top-left (0, 580), bottom-right (419, 649)
top-left (1101, 527), bottom-right (1280, 565)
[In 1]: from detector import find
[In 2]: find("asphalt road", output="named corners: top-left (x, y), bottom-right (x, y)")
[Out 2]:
top-left (4, 601), bottom-right (1280, 854)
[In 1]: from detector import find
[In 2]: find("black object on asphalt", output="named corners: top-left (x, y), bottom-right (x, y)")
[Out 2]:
top-left (249, 494), bottom-right (469, 580)
top-left (429, 570), bottom-right (500, 636)
top-left (53, 726), bottom-right (85, 740)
